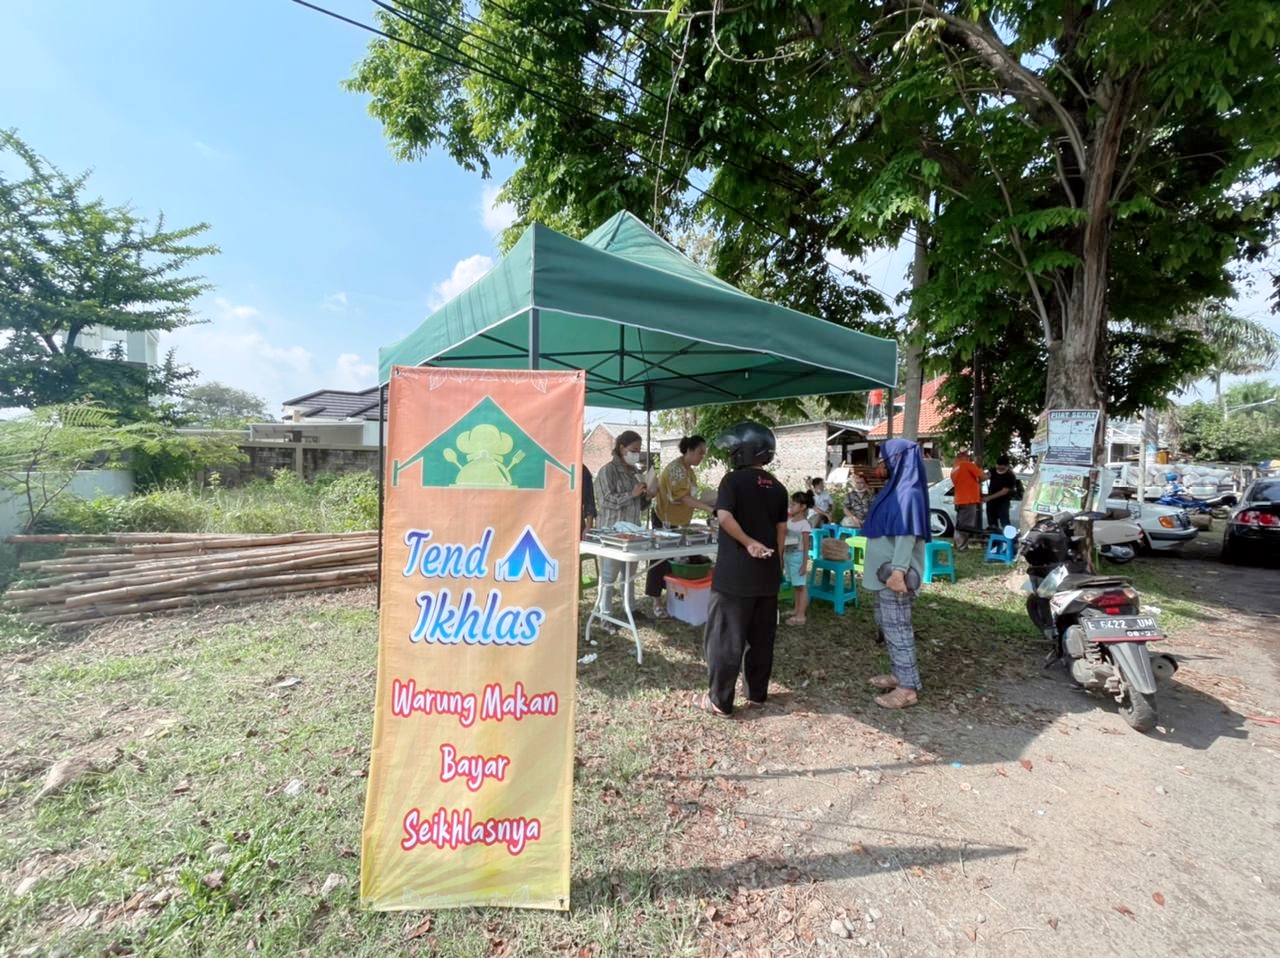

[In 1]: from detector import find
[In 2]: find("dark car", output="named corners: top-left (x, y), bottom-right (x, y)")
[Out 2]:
top-left (1221, 478), bottom-right (1280, 565)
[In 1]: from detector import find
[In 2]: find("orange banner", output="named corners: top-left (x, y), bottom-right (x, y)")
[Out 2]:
top-left (361, 367), bottom-right (584, 911)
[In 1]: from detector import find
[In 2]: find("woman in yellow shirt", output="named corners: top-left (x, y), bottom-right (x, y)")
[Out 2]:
top-left (645, 435), bottom-right (714, 617)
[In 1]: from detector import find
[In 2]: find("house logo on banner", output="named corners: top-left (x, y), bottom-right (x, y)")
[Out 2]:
top-left (391, 396), bottom-right (574, 489)
top-left (362, 367), bottom-right (583, 912)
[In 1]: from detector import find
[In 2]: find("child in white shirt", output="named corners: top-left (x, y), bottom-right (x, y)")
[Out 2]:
top-left (784, 491), bottom-right (814, 625)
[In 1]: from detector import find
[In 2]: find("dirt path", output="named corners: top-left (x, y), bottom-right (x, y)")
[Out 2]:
top-left (681, 537), bottom-right (1280, 956)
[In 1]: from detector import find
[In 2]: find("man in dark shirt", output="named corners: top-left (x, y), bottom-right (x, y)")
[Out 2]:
top-left (692, 423), bottom-right (788, 716)
top-left (984, 455), bottom-right (1019, 531)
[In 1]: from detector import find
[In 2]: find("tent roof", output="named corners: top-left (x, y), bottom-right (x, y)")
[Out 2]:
top-left (379, 211), bottom-right (897, 411)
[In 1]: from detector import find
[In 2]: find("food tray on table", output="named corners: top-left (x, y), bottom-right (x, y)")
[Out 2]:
top-left (597, 532), bottom-right (655, 551)
top-left (672, 527), bottom-right (714, 547)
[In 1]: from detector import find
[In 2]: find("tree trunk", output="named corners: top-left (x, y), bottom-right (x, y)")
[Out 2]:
top-left (1043, 77), bottom-right (1131, 460)
top-left (900, 214), bottom-right (929, 440)
top-left (971, 344), bottom-right (984, 463)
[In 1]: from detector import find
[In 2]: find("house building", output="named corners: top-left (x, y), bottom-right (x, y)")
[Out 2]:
top-left (77, 326), bottom-right (160, 369)
top-left (866, 375), bottom-right (948, 456)
top-left (219, 387), bottom-right (386, 482)
top-left (582, 421), bottom-right (655, 476)
top-left (654, 420), bottom-right (876, 497)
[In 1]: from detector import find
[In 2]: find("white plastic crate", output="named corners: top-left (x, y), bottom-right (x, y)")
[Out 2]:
top-left (664, 574), bottom-right (712, 626)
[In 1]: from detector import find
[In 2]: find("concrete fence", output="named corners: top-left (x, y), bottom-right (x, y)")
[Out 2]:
top-left (1, 469), bottom-right (135, 538)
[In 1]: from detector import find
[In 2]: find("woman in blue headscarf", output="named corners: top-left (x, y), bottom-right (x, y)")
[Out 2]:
top-left (860, 438), bottom-right (932, 708)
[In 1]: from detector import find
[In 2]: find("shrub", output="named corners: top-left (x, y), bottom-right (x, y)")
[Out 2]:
top-left (41, 491), bottom-right (208, 533)
top-left (318, 472), bottom-right (379, 531)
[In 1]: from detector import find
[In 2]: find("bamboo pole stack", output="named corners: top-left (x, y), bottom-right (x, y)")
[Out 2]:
top-left (3, 532), bottom-right (378, 629)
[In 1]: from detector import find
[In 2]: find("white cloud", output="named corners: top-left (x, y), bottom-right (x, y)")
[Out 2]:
top-left (480, 184), bottom-right (517, 235)
top-left (322, 291), bottom-right (348, 312)
top-left (159, 298), bottom-right (316, 413)
top-left (213, 297), bottom-right (259, 320)
top-left (824, 249), bottom-right (856, 274)
top-left (333, 352), bottom-right (375, 390)
top-left (429, 254), bottom-right (493, 310)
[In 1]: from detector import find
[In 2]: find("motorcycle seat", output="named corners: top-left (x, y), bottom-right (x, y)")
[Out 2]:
top-left (1058, 573), bottom-right (1130, 590)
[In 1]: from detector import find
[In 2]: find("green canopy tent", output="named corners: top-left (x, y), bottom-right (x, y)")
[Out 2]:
top-left (379, 211), bottom-right (898, 408)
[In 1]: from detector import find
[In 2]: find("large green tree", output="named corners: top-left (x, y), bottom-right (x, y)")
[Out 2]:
top-left (1177, 301), bottom-right (1280, 412)
top-left (0, 131), bottom-right (216, 417)
top-left (1176, 380), bottom-right (1280, 461)
top-left (346, 1), bottom-right (1280, 446)
top-left (179, 382), bottom-right (272, 429)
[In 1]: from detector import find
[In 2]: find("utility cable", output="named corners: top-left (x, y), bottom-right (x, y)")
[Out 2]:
top-left (290, 0), bottom-right (902, 303)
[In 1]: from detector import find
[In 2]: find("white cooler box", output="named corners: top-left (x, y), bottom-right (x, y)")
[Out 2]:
top-left (664, 575), bottom-right (712, 625)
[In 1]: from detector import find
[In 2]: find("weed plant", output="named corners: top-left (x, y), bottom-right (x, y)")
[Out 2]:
top-left (36, 470), bottom-right (380, 537)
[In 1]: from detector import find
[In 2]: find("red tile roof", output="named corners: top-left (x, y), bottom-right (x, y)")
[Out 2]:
top-left (867, 375), bottom-right (950, 438)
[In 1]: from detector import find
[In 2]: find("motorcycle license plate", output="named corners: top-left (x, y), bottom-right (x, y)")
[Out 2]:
top-left (1082, 616), bottom-right (1163, 640)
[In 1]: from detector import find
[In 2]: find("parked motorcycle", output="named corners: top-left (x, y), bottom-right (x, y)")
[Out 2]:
top-left (1157, 475), bottom-right (1237, 518)
top-left (1019, 512), bottom-right (1178, 732)
top-left (1155, 490), bottom-right (1237, 519)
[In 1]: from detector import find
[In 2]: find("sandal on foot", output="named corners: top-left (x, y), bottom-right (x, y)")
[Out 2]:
top-left (740, 697), bottom-right (766, 710)
top-left (874, 687), bottom-right (918, 709)
top-left (868, 674), bottom-right (899, 690)
top-left (688, 691), bottom-right (731, 717)
top-left (784, 615), bottom-right (806, 626)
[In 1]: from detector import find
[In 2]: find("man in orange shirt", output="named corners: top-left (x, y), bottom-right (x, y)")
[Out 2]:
top-left (950, 449), bottom-right (984, 551)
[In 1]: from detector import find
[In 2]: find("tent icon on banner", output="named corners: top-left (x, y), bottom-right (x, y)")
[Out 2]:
top-left (495, 526), bottom-right (558, 583)
top-left (392, 396), bottom-right (574, 490)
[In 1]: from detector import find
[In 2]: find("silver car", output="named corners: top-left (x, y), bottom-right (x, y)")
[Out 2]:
top-left (927, 478), bottom-right (1196, 552)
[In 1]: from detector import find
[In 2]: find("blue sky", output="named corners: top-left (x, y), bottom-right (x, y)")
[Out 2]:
top-left (2, 1), bottom-right (1275, 421)
top-left (2, 0), bottom-right (520, 415)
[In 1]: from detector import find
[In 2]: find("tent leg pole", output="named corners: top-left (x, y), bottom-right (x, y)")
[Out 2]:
top-left (529, 307), bottom-right (540, 370)
top-left (376, 382), bottom-right (386, 610)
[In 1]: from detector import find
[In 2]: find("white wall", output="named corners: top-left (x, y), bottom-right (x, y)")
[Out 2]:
top-left (0, 469), bottom-right (134, 538)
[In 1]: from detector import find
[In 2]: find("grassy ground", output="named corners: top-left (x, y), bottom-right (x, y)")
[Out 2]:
top-left (0, 546), bottom-right (1197, 956)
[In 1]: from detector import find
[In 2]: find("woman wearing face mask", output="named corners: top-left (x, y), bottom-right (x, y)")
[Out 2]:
top-left (860, 439), bottom-right (932, 709)
top-left (596, 430), bottom-right (650, 607)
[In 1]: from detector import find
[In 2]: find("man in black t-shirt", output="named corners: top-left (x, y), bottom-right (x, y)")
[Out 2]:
top-left (691, 423), bottom-right (788, 716)
top-left (984, 455), bottom-right (1019, 531)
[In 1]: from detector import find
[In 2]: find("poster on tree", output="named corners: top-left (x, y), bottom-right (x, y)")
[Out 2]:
top-left (361, 366), bottom-right (584, 911)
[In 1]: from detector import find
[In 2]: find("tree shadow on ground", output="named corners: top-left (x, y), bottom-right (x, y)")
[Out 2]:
top-left (574, 543), bottom-right (1255, 770)
top-left (573, 839), bottom-right (1022, 901)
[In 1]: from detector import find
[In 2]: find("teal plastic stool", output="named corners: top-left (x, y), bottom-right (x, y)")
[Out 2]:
top-left (922, 540), bottom-right (957, 582)
top-left (984, 534), bottom-right (1015, 564)
top-left (808, 562), bottom-right (858, 614)
top-left (807, 530), bottom-right (858, 614)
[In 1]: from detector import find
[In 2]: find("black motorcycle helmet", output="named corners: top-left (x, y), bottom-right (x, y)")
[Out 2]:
top-left (716, 421), bottom-right (776, 468)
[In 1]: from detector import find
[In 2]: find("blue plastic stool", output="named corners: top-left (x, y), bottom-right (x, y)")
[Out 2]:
top-left (983, 534), bottom-right (1015, 564)
top-left (807, 529), bottom-right (858, 614)
top-left (922, 540), bottom-right (957, 582)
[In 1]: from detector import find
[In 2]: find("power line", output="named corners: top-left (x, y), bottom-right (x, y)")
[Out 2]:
top-left (289, 0), bottom-right (900, 302)
top-left (365, 1), bottom-right (918, 290)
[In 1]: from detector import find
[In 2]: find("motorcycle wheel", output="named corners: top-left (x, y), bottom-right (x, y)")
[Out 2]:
top-left (1118, 688), bottom-right (1158, 733)
top-left (1210, 505), bottom-right (1232, 520)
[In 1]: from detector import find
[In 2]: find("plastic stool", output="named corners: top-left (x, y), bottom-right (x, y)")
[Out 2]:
top-left (923, 540), bottom-right (957, 582)
top-left (983, 534), bottom-right (1015, 564)
top-left (808, 554), bottom-right (858, 614)
top-left (845, 534), bottom-right (868, 575)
